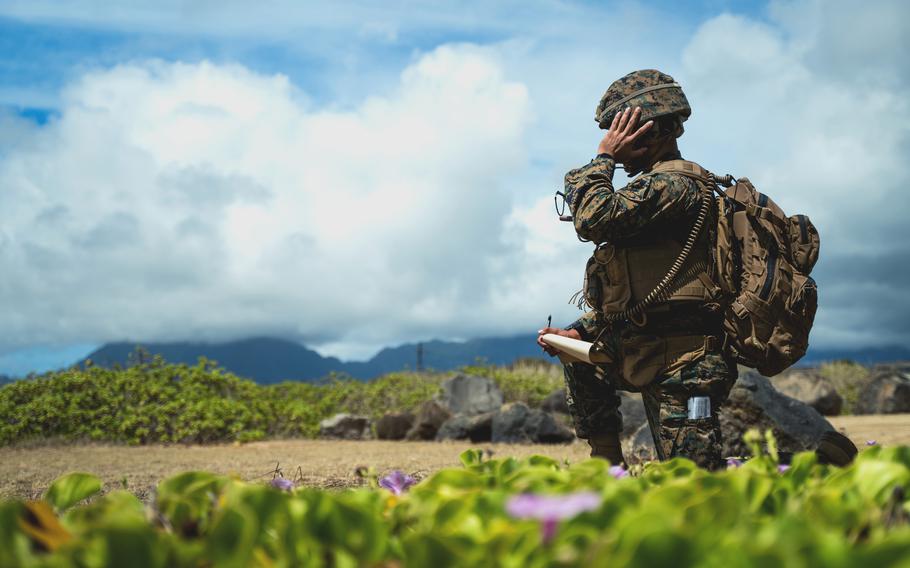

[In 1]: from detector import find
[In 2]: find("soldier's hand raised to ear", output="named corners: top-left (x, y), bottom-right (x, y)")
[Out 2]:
top-left (597, 106), bottom-right (653, 164)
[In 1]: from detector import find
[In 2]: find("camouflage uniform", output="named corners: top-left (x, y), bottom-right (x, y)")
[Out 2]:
top-left (561, 109), bottom-right (737, 470)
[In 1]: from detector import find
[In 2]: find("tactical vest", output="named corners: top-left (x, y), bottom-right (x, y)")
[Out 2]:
top-left (582, 162), bottom-right (716, 327)
top-left (582, 162), bottom-right (719, 387)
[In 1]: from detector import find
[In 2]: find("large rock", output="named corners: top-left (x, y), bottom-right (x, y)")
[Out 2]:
top-left (436, 415), bottom-right (471, 441)
top-left (619, 392), bottom-right (648, 437)
top-left (871, 362), bottom-right (910, 374)
top-left (438, 374), bottom-right (504, 415)
top-left (539, 389), bottom-right (645, 436)
top-left (772, 370), bottom-right (843, 416)
top-left (436, 412), bottom-right (495, 442)
top-left (466, 411), bottom-right (495, 442)
top-left (375, 412), bottom-right (415, 440)
top-left (623, 422), bottom-right (658, 464)
top-left (541, 389), bottom-right (570, 414)
top-left (405, 400), bottom-right (452, 441)
top-left (720, 371), bottom-right (834, 457)
top-left (855, 371), bottom-right (910, 414)
top-left (491, 402), bottom-right (574, 444)
top-left (319, 413), bottom-right (371, 440)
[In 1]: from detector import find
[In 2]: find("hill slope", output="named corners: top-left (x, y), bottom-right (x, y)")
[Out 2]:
top-left (82, 335), bottom-right (547, 383)
top-left (79, 336), bottom-right (910, 384)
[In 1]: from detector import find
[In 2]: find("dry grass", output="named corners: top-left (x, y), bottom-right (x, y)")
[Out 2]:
top-left (0, 439), bottom-right (591, 502)
top-left (827, 414), bottom-right (910, 447)
top-left (2, 414), bottom-right (907, 502)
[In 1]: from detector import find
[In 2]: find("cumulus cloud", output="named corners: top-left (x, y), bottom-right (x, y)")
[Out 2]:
top-left (1, 0), bottom-right (907, 364)
top-left (678, 0), bottom-right (910, 348)
top-left (0, 46), bottom-right (541, 358)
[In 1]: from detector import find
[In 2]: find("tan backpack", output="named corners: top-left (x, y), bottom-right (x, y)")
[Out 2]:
top-left (646, 160), bottom-right (820, 376)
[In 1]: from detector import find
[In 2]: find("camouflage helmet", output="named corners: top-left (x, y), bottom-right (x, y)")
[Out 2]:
top-left (595, 69), bottom-right (691, 129)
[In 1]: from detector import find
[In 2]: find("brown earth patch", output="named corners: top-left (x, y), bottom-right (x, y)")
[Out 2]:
top-left (2, 414), bottom-right (907, 501)
top-left (0, 439), bottom-right (591, 501)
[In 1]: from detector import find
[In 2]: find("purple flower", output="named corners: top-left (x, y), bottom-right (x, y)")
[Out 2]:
top-left (777, 464), bottom-right (790, 474)
top-left (866, 440), bottom-right (877, 446)
top-left (609, 465), bottom-right (629, 479)
top-left (726, 458), bottom-right (744, 469)
top-left (506, 492), bottom-right (601, 543)
top-left (270, 477), bottom-right (295, 492)
top-left (379, 470), bottom-right (416, 495)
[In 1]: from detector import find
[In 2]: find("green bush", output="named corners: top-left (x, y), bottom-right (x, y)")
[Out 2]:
top-left (0, 356), bottom-right (565, 446)
top-left (818, 360), bottom-right (872, 414)
top-left (2, 445), bottom-right (909, 566)
top-left (462, 358), bottom-right (564, 407)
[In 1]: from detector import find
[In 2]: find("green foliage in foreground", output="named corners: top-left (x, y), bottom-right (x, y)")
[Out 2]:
top-left (0, 357), bottom-right (562, 446)
top-left (2, 446), bottom-right (910, 567)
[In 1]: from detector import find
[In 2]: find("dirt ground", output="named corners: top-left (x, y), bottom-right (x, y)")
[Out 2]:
top-left (1, 414), bottom-right (908, 501)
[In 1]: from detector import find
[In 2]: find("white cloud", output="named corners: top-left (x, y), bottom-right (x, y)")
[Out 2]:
top-left (0, 46), bottom-right (547, 358)
top-left (1, 0), bottom-right (907, 364)
top-left (678, 3), bottom-right (910, 349)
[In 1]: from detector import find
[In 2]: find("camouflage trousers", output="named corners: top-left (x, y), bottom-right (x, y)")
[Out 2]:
top-left (563, 320), bottom-right (737, 470)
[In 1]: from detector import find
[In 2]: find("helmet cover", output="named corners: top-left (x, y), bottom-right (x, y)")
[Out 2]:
top-left (595, 69), bottom-right (691, 129)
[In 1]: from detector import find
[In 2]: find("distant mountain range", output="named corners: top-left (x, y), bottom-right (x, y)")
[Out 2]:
top-left (79, 336), bottom-right (550, 383)
top-left (70, 336), bottom-right (910, 384)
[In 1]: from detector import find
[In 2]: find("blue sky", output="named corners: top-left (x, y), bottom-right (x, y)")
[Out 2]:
top-left (0, 0), bottom-right (907, 375)
top-left (1, 1), bottom-right (768, 114)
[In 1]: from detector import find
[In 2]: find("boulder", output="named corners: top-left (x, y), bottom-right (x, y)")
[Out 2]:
top-left (538, 389), bottom-right (646, 436)
top-left (375, 412), bottom-right (415, 440)
top-left (541, 389), bottom-right (570, 414)
top-left (436, 415), bottom-right (471, 441)
top-left (491, 402), bottom-right (533, 443)
top-left (466, 411), bottom-right (495, 442)
top-left (619, 392), bottom-right (648, 437)
top-left (491, 402), bottom-right (574, 444)
top-left (855, 372), bottom-right (910, 414)
top-left (772, 369), bottom-right (843, 416)
top-left (436, 411), bottom-right (495, 442)
top-left (720, 371), bottom-right (834, 457)
top-left (871, 362), bottom-right (910, 375)
top-left (525, 410), bottom-right (576, 444)
top-left (319, 413), bottom-right (371, 440)
top-left (623, 422), bottom-right (657, 464)
top-left (405, 400), bottom-right (452, 441)
top-left (438, 374), bottom-right (504, 415)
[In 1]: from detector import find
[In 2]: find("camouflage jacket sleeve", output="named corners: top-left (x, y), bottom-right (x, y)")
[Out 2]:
top-left (564, 155), bottom-right (702, 243)
top-left (565, 310), bottom-right (602, 342)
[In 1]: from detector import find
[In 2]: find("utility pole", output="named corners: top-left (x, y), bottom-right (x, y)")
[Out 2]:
top-left (416, 342), bottom-right (424, 372)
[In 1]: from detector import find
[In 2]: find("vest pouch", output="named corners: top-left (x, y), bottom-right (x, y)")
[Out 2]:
top-left (621, 333), bottom-right (707, 387)
top-left (584, 244), bottom-right (631, 314)
top-left (626, 240), bottom-right (709, 305)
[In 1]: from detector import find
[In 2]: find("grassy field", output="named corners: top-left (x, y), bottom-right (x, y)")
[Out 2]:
top-left (2, 414), bottom-right (907, 502)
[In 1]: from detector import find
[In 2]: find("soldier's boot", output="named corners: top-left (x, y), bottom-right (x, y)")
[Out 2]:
top-left (588, 432), bottom-right (626, 466)
top-left (815, 431), bottom-right (858, 466)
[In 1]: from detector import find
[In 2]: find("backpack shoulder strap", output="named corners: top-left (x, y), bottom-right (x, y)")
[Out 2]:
top-left (650, 159), bottom-right (749, 209)
top-left (649, 159), bottom-right (715, 186)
